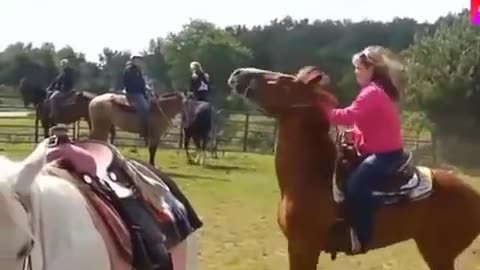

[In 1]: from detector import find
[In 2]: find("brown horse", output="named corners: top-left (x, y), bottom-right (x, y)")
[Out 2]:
top-left (19, 77), bottom-right (98, 138)
top-left (228, 66), bottom-right (480, 270)
top-left (40, 91), bottom-right (96, 139)
top-left (88, 92), bottom-right (184, 166)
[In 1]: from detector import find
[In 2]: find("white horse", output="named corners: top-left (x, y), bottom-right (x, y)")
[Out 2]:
top-left (0, 139), bottom-right (197, 270)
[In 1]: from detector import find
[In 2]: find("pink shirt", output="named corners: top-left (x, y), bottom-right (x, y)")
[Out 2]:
top-left (328, 83), bottom-right (403, 154)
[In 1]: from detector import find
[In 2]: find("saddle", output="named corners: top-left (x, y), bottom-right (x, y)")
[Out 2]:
top-left (44, 91), bottom-right (80, 120)
top-left (110, 95), bottom-right (157, 113)
top-left (47, 91), bottom-right (79, 106)
top-left (45, 126), bottom-right (175, 270)
top-left (334, 135), bottom-right (416, 195)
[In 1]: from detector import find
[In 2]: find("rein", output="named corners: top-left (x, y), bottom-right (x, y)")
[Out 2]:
top-left (152, 95), bottom-right (176, 128)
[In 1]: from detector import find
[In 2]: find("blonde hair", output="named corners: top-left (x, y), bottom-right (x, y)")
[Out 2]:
top-left (190, 61), bottom-right (203, 72)
top-left (352, 45), bottom-right (406, 100)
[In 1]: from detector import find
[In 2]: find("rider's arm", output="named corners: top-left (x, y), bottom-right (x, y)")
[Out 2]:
top-left (47, 73), bottom-right (62, 90)
top-left (62, 69), bottom-right (75, 91)
top-left (328, 85), bottom-right (380, 126)
top-left (190, 75), bottom-right (197, 92)
top-left (123, 67), bottom-right (133, 90)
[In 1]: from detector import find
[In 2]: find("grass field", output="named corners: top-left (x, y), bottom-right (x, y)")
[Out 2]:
top-left (0, 142), bottom-right (479, 269)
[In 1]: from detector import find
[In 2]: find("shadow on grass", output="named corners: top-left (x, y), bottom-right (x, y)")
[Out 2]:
top-left (164, 170), bottom-right (231, 182)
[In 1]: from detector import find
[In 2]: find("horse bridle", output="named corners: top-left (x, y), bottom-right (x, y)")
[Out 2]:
top-left (152, 94), bottom-right (175, 128)
top-left (242, 78), bottom-right (341, 141)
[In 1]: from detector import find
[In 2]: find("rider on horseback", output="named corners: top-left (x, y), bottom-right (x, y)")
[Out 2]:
top-left (189, 61), bottom-right (210, 102)
top-left (319, 46), bottom-right (406, 254)
top-left (46, 58), bottom-right (75, 119)
top-left (123, 54), bottom-right (151, 141)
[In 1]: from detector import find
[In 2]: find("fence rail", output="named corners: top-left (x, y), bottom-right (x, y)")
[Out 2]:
top-left (0, 104), bottom-right (435, 161)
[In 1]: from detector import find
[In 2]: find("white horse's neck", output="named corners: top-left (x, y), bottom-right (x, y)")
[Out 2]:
top-left (0, 140), bottom-right (48, 269)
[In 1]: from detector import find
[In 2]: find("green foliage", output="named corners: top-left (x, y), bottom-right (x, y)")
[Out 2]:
top-left (142, 38), bottom-right (171, 91)
top-left (163, 19), bottom-right (252, 103)
top-left (403, 9), bottom-right (480, 138)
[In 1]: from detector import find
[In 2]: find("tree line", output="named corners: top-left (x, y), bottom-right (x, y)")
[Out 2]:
top-left (0, 9), bottom-right (478, 143)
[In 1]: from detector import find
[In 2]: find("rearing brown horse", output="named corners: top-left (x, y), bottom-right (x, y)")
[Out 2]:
top-left (228, 66), bottom-right (480, 270)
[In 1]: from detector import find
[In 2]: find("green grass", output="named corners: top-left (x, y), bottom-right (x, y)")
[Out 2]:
top-left (1, 143), bottom-right (479, 269)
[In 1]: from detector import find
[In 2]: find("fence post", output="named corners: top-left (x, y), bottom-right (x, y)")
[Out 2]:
top-left (242, 113), bottom-right (250, 152)
top-left (34, 110), bottom-right (39, 143)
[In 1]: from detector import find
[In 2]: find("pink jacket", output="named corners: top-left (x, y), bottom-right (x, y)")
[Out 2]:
top-left (328, 83), bottom-right (403, 154)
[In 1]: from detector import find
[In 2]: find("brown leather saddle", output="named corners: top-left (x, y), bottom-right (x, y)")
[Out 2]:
top-left (44, 91), bottom-right (81, 120)
top-left (45, 126), bottom-right (173, 270)
top-left (47, 91), bottom-right (80, 106)
top-left (334, 131), bottom-right (416, 195)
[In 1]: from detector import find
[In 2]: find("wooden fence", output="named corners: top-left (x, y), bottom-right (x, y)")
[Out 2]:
top-left (0, 98), bottom-right (434, 160)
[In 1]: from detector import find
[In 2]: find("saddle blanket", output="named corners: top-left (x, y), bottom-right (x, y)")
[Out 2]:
top-left (333, 166), bottom-right (434, 205)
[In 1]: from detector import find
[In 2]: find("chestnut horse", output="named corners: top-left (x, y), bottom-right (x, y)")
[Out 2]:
top-left (228, 66), bottom-right (480, 270)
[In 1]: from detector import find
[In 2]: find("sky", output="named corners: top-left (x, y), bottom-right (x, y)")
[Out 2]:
top-left (0, 0), bottom-right (469, 62)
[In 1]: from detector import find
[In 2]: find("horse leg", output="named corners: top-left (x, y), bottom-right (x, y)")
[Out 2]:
top-left (86, 118), bottom-right (92, 132)
top-left (287, 242), bottom-right (320, 270)
top-left (192, 136), bottom-right (202, 165)
top-left (148, 136), bottom-right (158, 166)
top-left (184, 130), bottom-right (193, 164)
top-left (200, 133), bottom-right (209, 166)
top-left (415, 240), bottom-right (458, 270)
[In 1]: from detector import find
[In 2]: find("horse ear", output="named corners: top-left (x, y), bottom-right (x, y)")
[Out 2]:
top-left (296, 66), bottom-right (326, 86)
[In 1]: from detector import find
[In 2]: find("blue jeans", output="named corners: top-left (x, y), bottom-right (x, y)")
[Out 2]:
top-left (126, 93), bottom-right (150, 136)
top-left (345, 149), bottom-right (403, 249)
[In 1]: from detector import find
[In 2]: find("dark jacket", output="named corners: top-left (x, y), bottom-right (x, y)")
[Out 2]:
top-left (190, 71), bottom-right (209, 95)
top-left (48, 67), bottom-right (75, 92)
top-left (123, 63), bottom-right (146, 95)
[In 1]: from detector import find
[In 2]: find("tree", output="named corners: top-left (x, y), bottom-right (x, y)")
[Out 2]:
top-left (98, 48), bottom-right (131, 90)
top-left (403, 9), bottom-right (480, 139)
top-left (142, 38), bottom-right (171, 91)
top-left (163, 19), bottom-right (252, 103)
